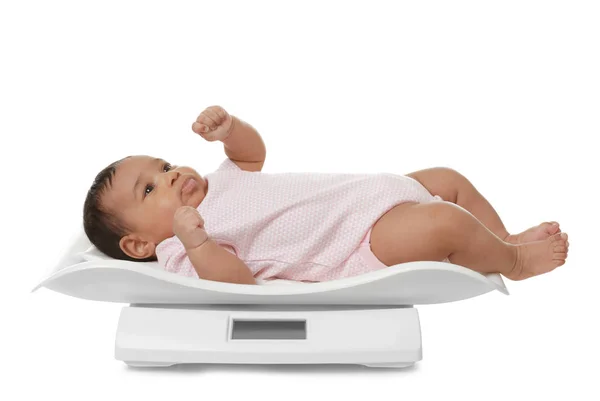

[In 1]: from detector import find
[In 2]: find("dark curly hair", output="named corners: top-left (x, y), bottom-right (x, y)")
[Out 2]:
top-left (83, 156), bottom-right (157, 262)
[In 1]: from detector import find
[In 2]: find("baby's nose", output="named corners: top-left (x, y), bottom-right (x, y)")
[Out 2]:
top-left (163, 170), bottom-right (180, 186)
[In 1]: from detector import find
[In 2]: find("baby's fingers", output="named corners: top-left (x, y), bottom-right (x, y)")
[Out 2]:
top-left (174, 206), bottom-right (204, 227)
top-left (203, 107), bottom-right (223, 125)
top-left (211, 105), bottom-right (228, 121)
top-left (192, 121), bottom-right (210, 134)
top-left (192, 210), bottom-right (205, 226)
top-left (174, 205), bottom-right (194, 220)
top-left (198, 112), bottom-right (218, 127)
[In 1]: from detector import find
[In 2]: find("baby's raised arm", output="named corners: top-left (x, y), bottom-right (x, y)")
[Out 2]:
top-left (172, 206), bottom-right (257, 285)
top-left (191, 105), bottom-right (266, 173)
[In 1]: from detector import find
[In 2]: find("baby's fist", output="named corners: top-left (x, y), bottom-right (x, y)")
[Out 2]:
top-left (191, 105), bottom-right (234, 142)
top-left (173, 206), bottom-right (209, 250)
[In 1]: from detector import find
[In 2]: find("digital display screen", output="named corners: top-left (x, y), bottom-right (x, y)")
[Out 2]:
top-left (231, 319), bottom-right (307, 340)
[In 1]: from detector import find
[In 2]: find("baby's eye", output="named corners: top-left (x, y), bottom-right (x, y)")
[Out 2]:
top-left (144, 184), bottom-right (154, 197)
top-left (144, 163), bottom-right (171, 198)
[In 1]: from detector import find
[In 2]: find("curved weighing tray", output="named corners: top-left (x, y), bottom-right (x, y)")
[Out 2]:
top-left (32, 228), bottom-right (509, 305)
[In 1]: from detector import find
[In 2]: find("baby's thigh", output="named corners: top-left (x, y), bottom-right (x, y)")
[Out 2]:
top-left (369, 202), bottom-right (453, 266)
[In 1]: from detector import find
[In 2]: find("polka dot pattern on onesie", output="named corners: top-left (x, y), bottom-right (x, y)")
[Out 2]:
top-left (156, 158), bottom-right (444, 282)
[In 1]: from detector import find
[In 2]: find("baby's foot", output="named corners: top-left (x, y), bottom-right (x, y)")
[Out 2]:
top-left (505, 221), bottom-right (561, 244)
top-left (505, 232), bottom-right (569, 281)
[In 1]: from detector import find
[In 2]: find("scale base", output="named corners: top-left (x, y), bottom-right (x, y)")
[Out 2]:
top-left (124, 361), bottom-right (416, 369)
top-left (116, 305), bottom-right (422, 369)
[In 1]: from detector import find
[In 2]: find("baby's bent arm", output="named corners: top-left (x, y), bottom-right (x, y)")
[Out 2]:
top-left (185, 239), bottom-right (257, 285)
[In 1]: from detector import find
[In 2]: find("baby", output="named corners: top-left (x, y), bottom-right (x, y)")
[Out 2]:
top-left (83, 105), bottom-right (570, 285)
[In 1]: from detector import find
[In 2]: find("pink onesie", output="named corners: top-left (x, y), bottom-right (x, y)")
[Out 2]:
top-left (155, 158), bottom-right (444, 282)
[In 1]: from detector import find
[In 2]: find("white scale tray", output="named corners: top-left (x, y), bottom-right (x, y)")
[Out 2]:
top-left (33, 228), bottom-right (509, 368)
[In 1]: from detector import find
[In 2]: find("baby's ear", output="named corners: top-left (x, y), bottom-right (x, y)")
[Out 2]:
top-left (119, 234), bottom-right (156, 260)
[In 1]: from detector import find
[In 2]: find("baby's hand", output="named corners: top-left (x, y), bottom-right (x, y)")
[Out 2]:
top-left (191, 105), bottom-right (234, 142)
top-left (173, 206), bottom-right (209, 250)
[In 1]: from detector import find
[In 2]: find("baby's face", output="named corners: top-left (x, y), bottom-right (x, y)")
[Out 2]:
top-left (103, 155), bottom-right (207, 256)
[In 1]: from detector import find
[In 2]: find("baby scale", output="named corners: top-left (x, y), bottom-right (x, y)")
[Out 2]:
top-left (32, 227), bottom-right (508, 368)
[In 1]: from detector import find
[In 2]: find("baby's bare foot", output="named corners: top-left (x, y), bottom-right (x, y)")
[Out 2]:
top-left (505, 221), bottom-right (561, 244)
top-left (505, 232), bottom-right (569, 281)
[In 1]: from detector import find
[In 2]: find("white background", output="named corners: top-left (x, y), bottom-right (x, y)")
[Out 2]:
top-left (2, 0), bottom-right (598, 400)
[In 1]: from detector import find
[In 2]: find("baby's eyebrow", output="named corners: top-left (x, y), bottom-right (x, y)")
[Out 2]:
top-left (133, 158), bottom-right (163, 201)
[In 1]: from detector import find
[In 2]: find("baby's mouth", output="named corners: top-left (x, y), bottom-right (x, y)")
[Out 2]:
top-left (181, 177), bottom-right (197, 197)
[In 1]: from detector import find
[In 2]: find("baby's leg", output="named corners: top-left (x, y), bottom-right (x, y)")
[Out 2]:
top-left (369, 201), bottom-right (568, 280)
top-left (405, 167), bottom-right (562, 244)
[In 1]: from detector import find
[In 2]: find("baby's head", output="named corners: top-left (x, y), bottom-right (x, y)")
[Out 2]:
top-left (83, 155), bottom-right (207, 261)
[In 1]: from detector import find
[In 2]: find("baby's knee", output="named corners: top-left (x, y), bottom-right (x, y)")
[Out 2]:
top-left (434, 167), bottom-right (468, 184)
top-left (422, 201), bottom-right (470, 241)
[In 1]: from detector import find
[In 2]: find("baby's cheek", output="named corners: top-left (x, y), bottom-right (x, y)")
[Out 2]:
top-left (155, 201), bottom-right (177, 225)
top-left (157, 210), bottom-right (177, 238)
top-left (156, 196), bottom-right (177, 211)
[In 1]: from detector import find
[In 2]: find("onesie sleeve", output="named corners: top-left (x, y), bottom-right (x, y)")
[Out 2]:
top-left (155, 236), bottom-right (199, 279)
top-left (156, 235), bottom-right (238, 280)
top-left (215, 157), bottom-right (243, 173)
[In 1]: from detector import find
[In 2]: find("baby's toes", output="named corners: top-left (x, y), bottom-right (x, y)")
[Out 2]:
top-left (547, 221), bottom-right (561, 235)
top-left (551, 233), bottom-right (569, 260)
top-left (553, 240), bottom-right (567, 252)
top-left (548, 232), bottom-right (567, 244)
